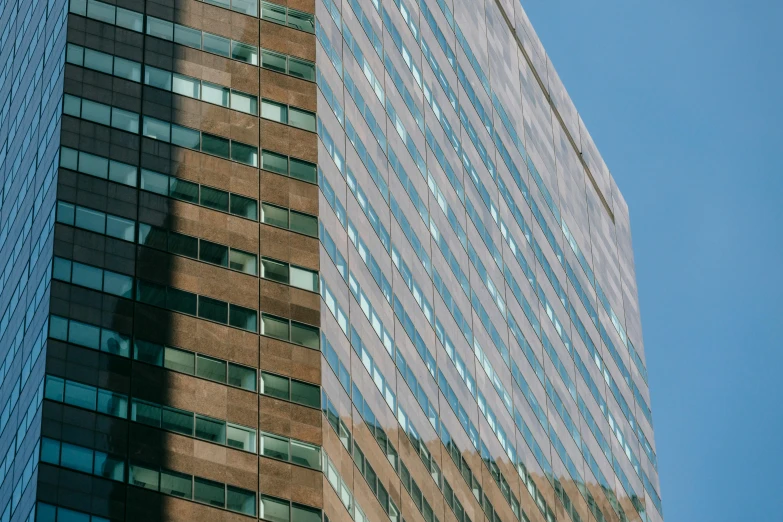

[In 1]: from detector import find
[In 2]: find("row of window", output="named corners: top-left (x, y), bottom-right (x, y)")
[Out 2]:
top-left (36, 503), bottom-right (109, 522)
top-left (66, 42), bottom-right (319, 132)
top-left (61, 144), bottom-right (318, 230)
top-left (40, 437), bottom-right (257, 515)
top-left (49, 315), bottom-right (322, 406)
top-left (200, 0), bottom-right (316, 34)
top-left (63, 93), bottom-right (140, 133)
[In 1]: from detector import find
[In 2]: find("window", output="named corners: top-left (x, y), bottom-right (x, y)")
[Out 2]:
top-left (231, 194), bottom-right (257, 219)
top-left (261, 2), bottom-right (286, 24)
top-left (195, 416), bottom-right (226, 444)
top-left (261, 50), bottom-right (287, 73)
top-left (231, 141), bottom-right (258, 166)
top-left (202, 82), bottom-right (230, 107)
top-left (84, 48), bottom-right (112, 74)
top-left (202, 133), bottom-right (230, 158)
top-left (117, 7), bottom-right (143, 31)
top-left (290, 266), bottom-right (318, 292)
top-left (287, 9), bottom-right (315, 33)
top-left (170, 177), bottom-right (199, 202)
top-left (88, 0), bottom-right (115, 23)
top-left (199, 240), bottom-right (229, 266)
top-left (114, 56), bottom-right (142, 82)
top-left (132, 400), bottom-right (161, 426)
top-left (261, 258), bottom-right (317, 291)
top-left (261, 433), bottom-right (289, 461)
top-left (227, 486), bottom-right (257, 516)
top-left (289, 107), bottom-right (316, 132)
top-left (261, 203), bottom-right (289, 228)
top-left (112, 107), bottom-right (139, 133)
top-left (65, 381), bottom-right (97, 410)
top-left (165, 346), bottom-right (195, 374)
top-left (130, 464), bottom-right (159, 490)
top-left (143, 117), bottom-right (171, 141)
top-left (231, 90), bottom-right (258, 114)
top-left (168, 231), bottom-right (198, 257)
top-left (291, 321), bottom-right (319, 349)
top-left (231, 41), bottom-right (258, 65)
top-left (260, 372), bottom-right (289, 400)
top-left (145, 66), bottom-right (172, 90)
top-left (171, 124), bottom-right (201, 150)
top-left (227, 425), bottom-right (256, 452)
top-left (200, 185), bottom-right (229, 211)
top-left (290, 440), bottom-right (320, 469)
top-left (174, 24), bottom-right (202, 49)
top-left (229, 249), bottom-right (257, 274)
top-left (288, 58), bottom-right (315, 81)
top-left (260, 496), bottom-right (290, 522)
top-left (60, 442), bottom-right (93, 474)
top-left (194, 477), bottom-right (225, 507)
top-left (203, 32), bottom-right (231, 57)
top-left (81, 99), bottom-right (111, 126)
top-left (196, 354), bottom-right (226, 382)
top-left (147, 17), bottom-right (174, 40)
top-left (161, 469), bottom-right (193, 498)
top-left (290, 380), bottom-right (320, 408)
top-left (292, 504), bottom-right (322, 522)
top-left (261, 258), bottom-right (288, 284)
top-left (262, 150), bottom-right (287, 175)
top-left (289, 158), bottom-right (316, 183)
top-left (172, 73), bottom-right (201, 98)
top-left (261, 314), bottom-right (289, 341)
top-left (161, 406), bottom-right (194, 435)
top-left (262, 100), bottom-right (287, 123)
top-left (229, 305), bottom-right (257, 332)
top-left (228, 364), bottom-right (256, 391)
top-left (199, 295), bottom-right (229, 323)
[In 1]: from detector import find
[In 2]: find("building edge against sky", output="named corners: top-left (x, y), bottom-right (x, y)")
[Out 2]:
top-left (0, 0), bottom-right (663, 522)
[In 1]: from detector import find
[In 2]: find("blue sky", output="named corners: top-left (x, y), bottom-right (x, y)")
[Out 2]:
top-left (519, 1), bottom-right (783, 520)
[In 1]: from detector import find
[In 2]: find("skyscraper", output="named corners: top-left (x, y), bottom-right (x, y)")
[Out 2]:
top-left (0, 0), bottom-right (663, 521)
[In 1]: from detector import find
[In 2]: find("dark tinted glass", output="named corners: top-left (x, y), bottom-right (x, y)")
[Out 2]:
top-left (198, 296), bottom-right (229, 323)
top-left (200, 186), bottom-right (229, 212)
top-left (199, 240), bottom-right (229, 266)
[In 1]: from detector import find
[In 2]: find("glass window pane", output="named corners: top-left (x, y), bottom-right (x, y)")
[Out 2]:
top-left (227, 486), bottom-right (256, 516)
top-left (162, 407), bottom-right (194, 435)
top-left (289, 107), bottom-right (316, 132)
top-left (60, 146), bottom-right (79, 169)
top-left (169, 177), bottom-right (199, 202)
top-left (261, 434), bottom-right (289, 460)
top-left (231, 90), bottom-right (257, 115)
top-left (200, 186), bottom-right (229, 212)
top-left (195, 477), bottom-right (226, 507)
top-left (174, 24), bottom-right (202, 49)
top-left (64, 380), bottom-right (97, 410)
top-left (290, 440), bottom-right (320, 468)
top-left (138, 223), bottom-right (168, 250)
top-left (199, 295), bottom-right (229, 323)
top-left (116, 7), bottom-right (143, 32)
top-left (60, 442), bottom-right (93, 473)
top-left (94, 452), bottom-right (125, 481)
top-left (137, 280), bottom-right (166, 308)
top-left (196, 354), bottom-right (226, 383)
top-left (201, 134), bottom-right (230, 158)
top-left (111, 107), bottom-right (139, 133)
top-left (81, 99), bottom-right (111, 126)
top-left (261, 2), bottom-right (286, 24)
top-left (63, 94), bottom-right (81, 117)
top-left (201, 82), bottom-right (230, 107)
top-left (103, 271), bottom-right (133, 298)
top-left (291, 380), bottom-right (320, 408)
top-left (141, 169), bottom-right (169, 195)
top-left (109, 160), bottom-right (138, 186)
top-left (168, 232), bottom-right (198, 258)
top-left (261, 258), bottom-right (288, 284)
top-left (229, 249), bottom-right (257, 275)
top-left (289, 158), bottom-right (316, 183)
top-left (97, 389), bottom-right (128, 417)
top-left (195, 416), bottom-right (226, 444)
top-left (134, 339), bottom-right (164, 366)
top-left (260, 372), bottom-right (289, 400)
top-left (260, 496), bottom-right (290, 522)
top-left (288, 58), bottom-right (315, 81)
top-left (232, 0), bottom-right (258, 16)
top-left (164, 347), bottom-right (195, 374)
top-left (161, 469), bottom-right (193, 498)
top-left (143, 117), bottom-right (171, 142)
top-left (230, 194), bottom-right (258, 220)
top-left (231, 41), bottom-right (258, 65)
top-left (45, 376), bottom-right (65, 402)
top-left (66, 43), bottom-right (84, 66)
top-left (290, 322), bottom-right (319, 349)
top-left (231, 141), bottom-right (258, 166)
top-left (53, 257), bottom-right (72, 282)
top-left (228, 364), bottom-right (256, 391)
top-left (69, 320), bottom-right (100, 348)
top-left (289, 211), bottom-right (317, 236)
top-left (227, 425), bottom-right (256, 452)
top-left (78, 151), bottom-right (108, 178)
top-left (172, 73), bottom-right (200, 98)
top-left (262, 315), bottom-right (289, 340)
top-left (291, 504), bottom-right (321, 522)
top-left (261, 100), bottom-right (287, 123)
top-left (40, 438), bottom-right (60, 464)
top-left (287, 9), bottom-right (315, 33)
top-left (37, 503), bottom-right (57, 522)
top-left (83, 48), bottom-right (113, 74)
top-left (144, 66), bottom-right (172, 90)
top-left (101, 329), bottom-right (131, 357)
top-left (87, 0), bottom-right (115, 23)
top-left (290, 266), bottom-right (317, 292)
top-left (261, 150), bottom-right (287, 175)
top-left (261, 203), bottom-right (288, 228)
top-left (129, 464), bottom-right (159, 490)
top-left (57, 201), bottom-right (75, 225)
top-left (146, 17), bottom-right (174, 40)
top-left (167, 287), bottom-right (198, 315)
top-left (199, 240), bottom-right (229, 266)
top-left (75, 206), bottom-right (105, 233)
top-left (171, 124), bottom-right (201, 150)
top-left (203, 32), bottom-right (230, 57)
top-left (106, 215), bottom-right (135, 241)
top-left (229, 305), bottom-right (257, 332)
top-left (114, 57), bottom-right (141, 82)
top-left (261, 50), bottom-right (287, 73)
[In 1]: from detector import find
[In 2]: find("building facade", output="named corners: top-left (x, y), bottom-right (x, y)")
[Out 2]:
top-left (0, 0), bottom-right (663, 521)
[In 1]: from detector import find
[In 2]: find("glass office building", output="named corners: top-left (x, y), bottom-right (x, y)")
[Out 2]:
top-left (0, 0), bottom-right (662, 521)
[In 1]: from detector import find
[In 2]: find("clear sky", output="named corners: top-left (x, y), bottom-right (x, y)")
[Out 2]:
top-left (518, 1), bottom-right (783, 520)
